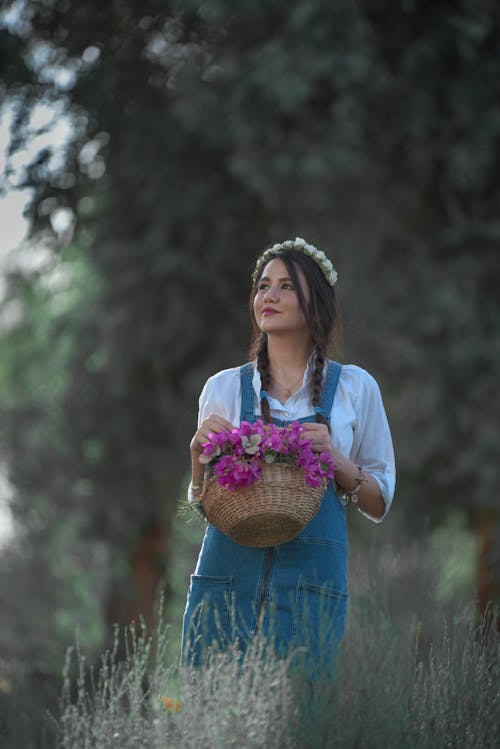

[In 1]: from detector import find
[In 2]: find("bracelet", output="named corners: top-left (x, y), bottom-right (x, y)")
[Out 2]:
top-left (337, 465), bottom-right (368, 506)
top-left (189, 479), bottom-right (204, 503)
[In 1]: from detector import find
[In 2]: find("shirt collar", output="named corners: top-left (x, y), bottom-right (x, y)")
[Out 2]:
top-left (251, 351), bottom-right (322, 398)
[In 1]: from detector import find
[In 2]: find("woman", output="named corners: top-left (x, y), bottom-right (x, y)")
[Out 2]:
top-left (181, 238), bottom-right (395, 672)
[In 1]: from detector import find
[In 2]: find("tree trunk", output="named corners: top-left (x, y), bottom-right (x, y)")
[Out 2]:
top-left (105, 523), bottom-right (170, 654)
top-left (475, 506), bottom-right (500, 632)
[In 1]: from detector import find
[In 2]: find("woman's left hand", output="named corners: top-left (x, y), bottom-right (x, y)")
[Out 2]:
top-left (302, 422), bottom-right (385, 519)
top-left (300, 423), bottom-right (333, 454)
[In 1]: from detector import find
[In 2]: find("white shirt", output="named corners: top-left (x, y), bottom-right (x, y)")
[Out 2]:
top-left (192, 359), bottom-right (396, 523)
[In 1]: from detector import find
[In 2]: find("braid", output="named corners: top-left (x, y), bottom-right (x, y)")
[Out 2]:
top-left (311, 346), bottom-right (331, 433)
top-left (256, 334), bottom-right (272, 424)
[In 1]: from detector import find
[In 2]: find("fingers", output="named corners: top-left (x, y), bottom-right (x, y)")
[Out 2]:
top-left (191, 413), bottom-right (234, 452)
top-left (200, 413), bottom-right (234, 434)
top-left (300, 423), bottom-right (331, 453)
top-left (300, 423), bottom-right (328, 439)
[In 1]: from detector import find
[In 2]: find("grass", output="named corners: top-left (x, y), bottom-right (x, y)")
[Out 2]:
top-left (55, 533), bottom-right (500, 749)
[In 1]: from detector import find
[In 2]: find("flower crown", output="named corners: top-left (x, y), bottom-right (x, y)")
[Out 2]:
top-left (252, 237), bottom-right (338, 286)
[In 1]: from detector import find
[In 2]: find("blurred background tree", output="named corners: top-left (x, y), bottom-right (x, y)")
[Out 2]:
top-left (0, 0), bottom-right (499, 745)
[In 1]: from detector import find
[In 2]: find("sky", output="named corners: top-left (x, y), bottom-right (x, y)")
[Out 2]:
top-left (0, 99), bottom-right (74, 290)
top-left (0, 468), bottom-right (14, 549)
top-left (0, 104), bottom-right (31, 257)
top-left (0, 3), bottom-right (101, 275)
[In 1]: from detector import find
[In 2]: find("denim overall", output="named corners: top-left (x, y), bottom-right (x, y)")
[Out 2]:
top-left (181, 361), bottom-right (348, 674)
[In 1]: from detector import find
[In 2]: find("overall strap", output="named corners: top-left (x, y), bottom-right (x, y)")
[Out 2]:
top-left (239, 363), bottom-right (256, 423)
top-left (317, 360), bottom-right (342, 421)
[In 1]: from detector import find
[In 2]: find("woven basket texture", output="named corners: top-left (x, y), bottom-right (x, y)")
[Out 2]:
top-left (202, 462), bottom-right (326, 547)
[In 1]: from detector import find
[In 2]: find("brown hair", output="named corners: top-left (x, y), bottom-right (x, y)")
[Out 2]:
top-left (248, 249), bottom-right (341, 430)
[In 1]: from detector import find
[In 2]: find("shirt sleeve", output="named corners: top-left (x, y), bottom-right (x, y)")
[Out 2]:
top-left (197, 370), bottom-right (242, 426)
top-left (197, 378), bottom-right (212, 427)
top-left (187, 369), bottom-right (242, 502)
top-left (350, 369), bottom-right (396, 523)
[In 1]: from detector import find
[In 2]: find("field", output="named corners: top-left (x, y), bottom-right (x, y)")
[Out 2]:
top-left (57, 513), bottom-right (500, 749)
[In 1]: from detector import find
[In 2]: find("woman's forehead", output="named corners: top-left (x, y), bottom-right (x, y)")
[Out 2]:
top-left (261, 256), bottom-right (307, 285)
top-left (261, 257), bottom-right (288, 276)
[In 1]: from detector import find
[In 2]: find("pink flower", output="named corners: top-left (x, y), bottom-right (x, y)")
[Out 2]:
top-left (263, 430), bottom-right (281, 451)
top-left (201, 419), bottom-right (335, 493)
top-left (231, 459), bottom-right (262, 488)
top-left (199, 442), bottom-right (221, 465)
top-left (238, 421), bottom-right (254, 437)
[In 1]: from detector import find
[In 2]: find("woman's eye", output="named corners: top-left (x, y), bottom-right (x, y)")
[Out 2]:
top-left (282, 283), bottom-right (294, 290)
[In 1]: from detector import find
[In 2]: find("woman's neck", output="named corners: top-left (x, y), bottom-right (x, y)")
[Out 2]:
top-left (266, 336), bottom-right (313, 381)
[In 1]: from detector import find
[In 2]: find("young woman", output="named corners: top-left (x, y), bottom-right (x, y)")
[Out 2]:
top-left (181, 238), bottom-right (395, 672)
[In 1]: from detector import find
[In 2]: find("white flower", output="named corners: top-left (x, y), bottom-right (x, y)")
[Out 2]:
top-left (242, 434), bottom-right (262, 455)
top-left (253, 238), bottom-right (338, 286)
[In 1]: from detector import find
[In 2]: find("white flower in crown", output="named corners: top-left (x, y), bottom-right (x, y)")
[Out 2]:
top-left (252, 238), bottom-right (338, 286)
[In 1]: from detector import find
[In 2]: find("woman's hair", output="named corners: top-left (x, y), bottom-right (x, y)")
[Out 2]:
top-left (248, 249), bottom-right (341, 430)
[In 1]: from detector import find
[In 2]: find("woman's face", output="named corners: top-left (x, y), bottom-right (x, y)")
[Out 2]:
top-left (253, 257), bottom-right (310, 339)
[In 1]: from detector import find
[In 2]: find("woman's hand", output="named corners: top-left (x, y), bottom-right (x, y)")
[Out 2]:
top-left (190, 413), bottom-right (234, 458)
top-left (301, 422), bottom-right (350, 478)
top-left (300, 422), bottom-right (333, 455)
top-left (302, 422), bottom-right (385, 519)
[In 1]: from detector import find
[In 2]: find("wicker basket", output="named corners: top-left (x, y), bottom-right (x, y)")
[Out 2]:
top-left (201, 462), bottom-right (326, 547)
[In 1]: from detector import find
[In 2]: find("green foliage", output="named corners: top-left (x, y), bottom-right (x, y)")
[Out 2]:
top-left (430, 511), bottom-right (477, 603)
top-left (0, 248), bottom-right (114, 718)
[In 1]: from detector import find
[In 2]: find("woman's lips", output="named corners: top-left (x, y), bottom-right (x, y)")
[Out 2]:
top-left (262, 308), bottom-right (279, 316)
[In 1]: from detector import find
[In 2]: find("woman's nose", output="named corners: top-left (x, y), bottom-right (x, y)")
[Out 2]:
top-left (263, 285), bottom-right (279, 301)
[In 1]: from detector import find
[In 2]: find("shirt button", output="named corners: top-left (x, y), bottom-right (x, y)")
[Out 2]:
top-left (284, 411), bottom-right (289, 417)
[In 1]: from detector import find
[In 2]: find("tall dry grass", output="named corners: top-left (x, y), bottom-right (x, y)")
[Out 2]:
top-left (56, 536), bottom-right (499, 749)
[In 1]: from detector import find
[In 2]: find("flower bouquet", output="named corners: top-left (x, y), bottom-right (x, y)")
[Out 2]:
top-left (197, 420), bottom-right (335, 547)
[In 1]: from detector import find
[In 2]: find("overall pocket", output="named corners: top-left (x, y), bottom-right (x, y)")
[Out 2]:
top-left (181, 575), bottom-right (233, 666)
top-left (291, 580), bottom-right (348, 670)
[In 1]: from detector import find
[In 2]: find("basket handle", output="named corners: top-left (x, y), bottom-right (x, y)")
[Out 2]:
top-left (199, 468), bottom-right (210, 502)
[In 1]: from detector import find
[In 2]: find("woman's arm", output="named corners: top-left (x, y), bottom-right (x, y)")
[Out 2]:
top-left (328, 450), bottom-right (385, 519)
top-left (190, 413), bottom-right (234, 499)
top-left (300, 424), bottom-right (386, 519)
top-left (187, 370), bottom-right (240, 501)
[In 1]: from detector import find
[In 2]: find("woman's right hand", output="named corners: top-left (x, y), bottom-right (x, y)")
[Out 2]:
top-left (190, 413), bottom-right (234, 457)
